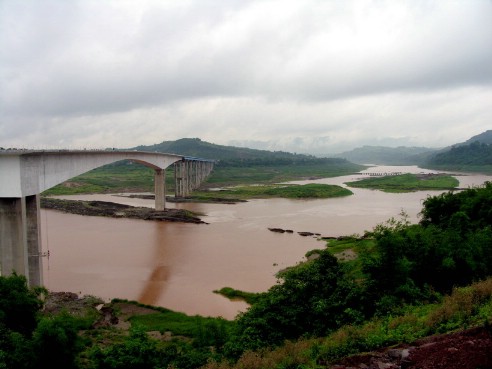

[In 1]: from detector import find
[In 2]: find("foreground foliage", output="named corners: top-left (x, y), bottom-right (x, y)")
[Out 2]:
top-left (203, 278), bottom-right (492, 369)
top-left (2, 182), bottom-right (492, 368)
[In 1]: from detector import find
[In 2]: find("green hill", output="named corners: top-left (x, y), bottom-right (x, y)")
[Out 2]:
top-left (426, 141), bottom-right (492, 166)
top-left (44, 139), bottom-right (364, 195)
top-left (423, 130), bottom-right (492, 172)
top-left (133, 138), bottom-right (352, 167)
top-left (463, 129), bottom-right (492, 145)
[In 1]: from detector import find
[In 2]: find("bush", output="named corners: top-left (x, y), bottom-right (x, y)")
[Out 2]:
top-left (229, 250), bottom-right (364, 353)
top-left (0, 274), bottom-right (42, 335)
top-left (32, 314), bottom-right (83, 369)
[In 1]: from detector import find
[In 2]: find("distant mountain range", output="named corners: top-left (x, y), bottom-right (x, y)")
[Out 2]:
top-left (130, 130), bottom-right (492, 169)
top-left (333, 146), bottom-right (436, 165)
top-left (334, 130), bottom-right (492, 167)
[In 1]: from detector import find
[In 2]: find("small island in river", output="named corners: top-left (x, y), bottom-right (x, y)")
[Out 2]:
top-left (345, 173), bottom-right (460, 192)
top-left (41, 198), bottom-right (206, 224)
top-left (41, 183), bottom-right (354, 224)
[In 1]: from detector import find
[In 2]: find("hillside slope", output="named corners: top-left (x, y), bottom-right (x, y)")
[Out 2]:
top-left (335, 145), bottom-right (435, 165)
top-left (133, 138), bottom-right (313, 161)
top-left (423, 130), bottom-right (492, 170)
top-left (133, 138), bottom-right (353, 167)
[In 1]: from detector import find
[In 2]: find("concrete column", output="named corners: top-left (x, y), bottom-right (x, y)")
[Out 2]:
top-left (173, 163), bottom-right (178, 197)
top-left (154, 169), bottom-right (166, 211)
top-left (26, 195), bottom-right (43, 286)
top-left (0, 197), bottom-right (28, 279)
top-left (174, 161), bottom-right (183, 198)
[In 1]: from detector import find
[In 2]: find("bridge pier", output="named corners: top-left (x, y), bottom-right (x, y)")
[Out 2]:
top-left (174, 160), bottom-right (214, 198)
top-left (0, 195), bottom-right (43, 286)
top-left (154, 169), bottom-right (166, 211)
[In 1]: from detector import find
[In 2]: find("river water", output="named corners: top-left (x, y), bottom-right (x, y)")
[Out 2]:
top-left (40, 166), bottom-right (491, 319)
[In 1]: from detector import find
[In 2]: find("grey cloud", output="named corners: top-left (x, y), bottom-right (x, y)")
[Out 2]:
top-left (3, 0), bottom-right (490, 118)
top-left (1, 0), bottom-right (491, 151)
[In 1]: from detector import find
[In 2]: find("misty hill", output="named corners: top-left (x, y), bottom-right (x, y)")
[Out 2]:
top-left (334, 146), bottom-right (436, 165)
top-left (133, 138), bottom-right (350, 167)
top-left (423, 130), bottom-right (492, 170)
top-left (463, 130), bottom-right (492, 145)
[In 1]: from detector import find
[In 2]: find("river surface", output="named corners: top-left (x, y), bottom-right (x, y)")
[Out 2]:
top-left (41, 166), bottom-right (491, 319)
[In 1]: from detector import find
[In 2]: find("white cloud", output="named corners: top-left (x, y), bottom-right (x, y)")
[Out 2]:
top-left (1, 0), bottom-right (491, 152)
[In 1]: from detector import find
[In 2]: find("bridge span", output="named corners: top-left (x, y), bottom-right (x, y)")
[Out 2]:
top-left (0, 150), bottom-right (214, 287)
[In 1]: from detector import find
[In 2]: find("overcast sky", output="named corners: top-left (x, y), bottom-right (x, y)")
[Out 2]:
top-left (1, 0), bottom-right (491, 154)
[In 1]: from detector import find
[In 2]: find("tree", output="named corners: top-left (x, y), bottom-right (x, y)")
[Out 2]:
top-left (0, 274), bottom-right (42, 335)
top-left (229, 250), bottom-right (363, 352)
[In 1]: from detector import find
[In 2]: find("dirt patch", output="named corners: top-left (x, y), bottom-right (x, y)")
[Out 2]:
top-left (331, 326), bottom-right (492, 369)
top-left (112, 301), bottom-right (158, 321)
top-left (44, 291), bottom-right (104, 316)
top-left (334, 249), bottom-right (357, 261)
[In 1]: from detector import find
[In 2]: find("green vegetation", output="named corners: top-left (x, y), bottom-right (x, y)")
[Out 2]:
top-left (0, 274), bottom-right (90, 369)
top-left (193, 183), bottom-right (352, 201)
top-left (205, 161), bottom-right (362, 185)
top-left (423, 142), bottom-right (492, 174)
top-left (120, 303), bottom-right (233, 337)
top-left (44, 162), bottom-right (362, 197)
top-left (345, 173), bottom-right (459, 192)
top-left (203, 278), bottom-right (492, 369)
top-left (213, 288), bottom-right (261, 305)
top-left (43, 162), bottom-right (157, 196)
top-left (4, 182), bottom-right (492, 368)
top-left (423, 134), bottom-right (492, 173)
top-left (43, 138), bottom-right (364, 196)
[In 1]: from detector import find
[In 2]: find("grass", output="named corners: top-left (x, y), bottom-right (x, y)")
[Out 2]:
top-left (111, 299), bottom-right (234, 337)
top-left (206, 162), bottom-right (365, 186)
top-left (42, 161), bottom-right (364, 196)
top-left (193, 183), bottom-right (353, 200)
top-left (345, 173), bottom-right (459, 192)
top-left (213, 287), bottom-right (262, 305)
top-left (43, 163), bottom-right (157, 195)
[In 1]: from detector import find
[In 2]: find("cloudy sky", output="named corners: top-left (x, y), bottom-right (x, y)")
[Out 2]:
top-left (1, 0), bottom-right (491, 154)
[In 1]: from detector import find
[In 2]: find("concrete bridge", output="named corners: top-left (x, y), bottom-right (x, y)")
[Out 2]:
top-left (0, 150), bottom-right (214, 287)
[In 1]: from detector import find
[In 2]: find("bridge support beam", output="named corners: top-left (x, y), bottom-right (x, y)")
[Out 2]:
top-left (154, 169), bottom-right (166, 211)
top-left (174, 160), bottom-right (214, 198)
top-left (0, 195), bottom-right (43, 286)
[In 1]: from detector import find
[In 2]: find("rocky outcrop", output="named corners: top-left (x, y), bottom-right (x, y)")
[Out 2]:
top-left (268, 228), bottom-right (294, 233)
top-left (41, 198), bottom-right (206, 224)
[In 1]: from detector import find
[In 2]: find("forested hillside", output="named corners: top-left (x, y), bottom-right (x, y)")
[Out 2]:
top-left (133, 138), bottom-right (350, 167)
top-left (335, 130), bottom-right (492, 168)
top-left (463, 130), bottom-right (492, 145)
top-left (426, 141), bottom-right (492, 166)
top-left (423, 130), bottom-right (492, 171)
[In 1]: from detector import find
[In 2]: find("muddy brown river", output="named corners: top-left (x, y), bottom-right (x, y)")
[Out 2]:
top-left (41, 166), bottom-right (491, 319)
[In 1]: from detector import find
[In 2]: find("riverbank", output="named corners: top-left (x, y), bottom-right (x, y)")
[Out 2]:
top-left (40, 197), bottom-right (206, 224)
top-left (44, 282), bottom-right (492, 369)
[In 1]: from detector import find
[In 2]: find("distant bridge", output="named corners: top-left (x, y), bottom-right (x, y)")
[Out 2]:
top-left (0, 150), bottom-right (214, 287)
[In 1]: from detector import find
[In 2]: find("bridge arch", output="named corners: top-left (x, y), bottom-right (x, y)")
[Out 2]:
top-left (0, 150), bottom-right (185, 197)
top-left (0, 150), bottom-right (214, 287)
